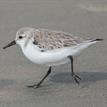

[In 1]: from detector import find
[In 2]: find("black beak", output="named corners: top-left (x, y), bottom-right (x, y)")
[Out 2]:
top-left (3, 40), bottom-right (16, 49)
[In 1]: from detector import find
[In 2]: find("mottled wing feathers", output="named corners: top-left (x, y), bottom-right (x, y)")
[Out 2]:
top-left (33, 29), bottom-right (85, 50)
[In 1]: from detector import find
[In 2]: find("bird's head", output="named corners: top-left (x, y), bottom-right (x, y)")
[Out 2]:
top-left (3, 27), bottom-right (35, 49)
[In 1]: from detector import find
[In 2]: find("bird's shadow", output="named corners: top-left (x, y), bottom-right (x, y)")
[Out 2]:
top-left (0, 79), bottom-right (15, 89)
top-left (50, 71), bottom-right (107, 86)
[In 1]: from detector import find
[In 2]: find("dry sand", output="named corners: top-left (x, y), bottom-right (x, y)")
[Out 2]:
top-left (0, 0), bottom-right (107, 107)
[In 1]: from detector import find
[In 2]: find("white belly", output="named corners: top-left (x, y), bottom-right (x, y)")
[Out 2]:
top-left (22, 46), bottom-right (71, 66)
top-left (22, 41), bottom-right (96, 66)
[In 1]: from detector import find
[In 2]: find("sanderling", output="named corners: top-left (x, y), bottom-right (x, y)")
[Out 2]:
top-left (3, 27), bottom-right (103, 88)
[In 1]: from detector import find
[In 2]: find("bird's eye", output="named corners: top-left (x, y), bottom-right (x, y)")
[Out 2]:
top-left (19, 36), bottom-right (23, 39)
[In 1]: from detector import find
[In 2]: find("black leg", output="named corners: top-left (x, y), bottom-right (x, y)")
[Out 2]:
top-left (68, 56), bottom-right (81, 85)
top-left (27, 66), bottom-right (52, 88)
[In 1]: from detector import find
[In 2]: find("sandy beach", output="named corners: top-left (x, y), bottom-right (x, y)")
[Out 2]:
top-left (0, 0), bottom-right (107, 107)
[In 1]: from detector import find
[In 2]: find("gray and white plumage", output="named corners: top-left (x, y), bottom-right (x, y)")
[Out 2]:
top-left (13, 27), bottom-right (103, 66)
top-left (16, 27), bottom-right (93, 50)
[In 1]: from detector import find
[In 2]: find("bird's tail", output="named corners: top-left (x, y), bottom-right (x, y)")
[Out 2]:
top-left (90, 38), bottom-right (104, 42)
top-left (72, 38), bottom-right (103, 56)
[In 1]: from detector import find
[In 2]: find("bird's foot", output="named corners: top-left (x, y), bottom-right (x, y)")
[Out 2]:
top-left (27, 83), bottom-right (41, 89)
top-left (72, 74), bottom-right (81, 85)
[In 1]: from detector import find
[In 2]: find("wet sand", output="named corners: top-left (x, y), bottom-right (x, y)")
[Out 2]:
top-left (0, 0), bottom-right (107, 107)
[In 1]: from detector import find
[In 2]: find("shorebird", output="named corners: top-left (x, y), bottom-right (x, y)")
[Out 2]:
top-left (3, 27), bottom-right (103, 88)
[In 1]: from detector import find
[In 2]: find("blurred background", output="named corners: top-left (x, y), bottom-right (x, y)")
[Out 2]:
top-left (0, 0), bottom-right (107, 107)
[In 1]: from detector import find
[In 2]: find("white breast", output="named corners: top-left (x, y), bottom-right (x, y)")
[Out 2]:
top-left (21, 41), bottom-right (96, 66)
top-left (22, 44), bottom-right (71, 66)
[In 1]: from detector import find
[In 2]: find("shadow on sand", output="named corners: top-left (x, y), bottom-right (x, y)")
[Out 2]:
top-left (0, 79), bottom-right (15, 88)
top-left (50, 71), bottom-right (107, 85)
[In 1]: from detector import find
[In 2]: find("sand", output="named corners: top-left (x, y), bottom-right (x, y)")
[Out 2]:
top-left (0, 0), bottom-right (107, 107)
